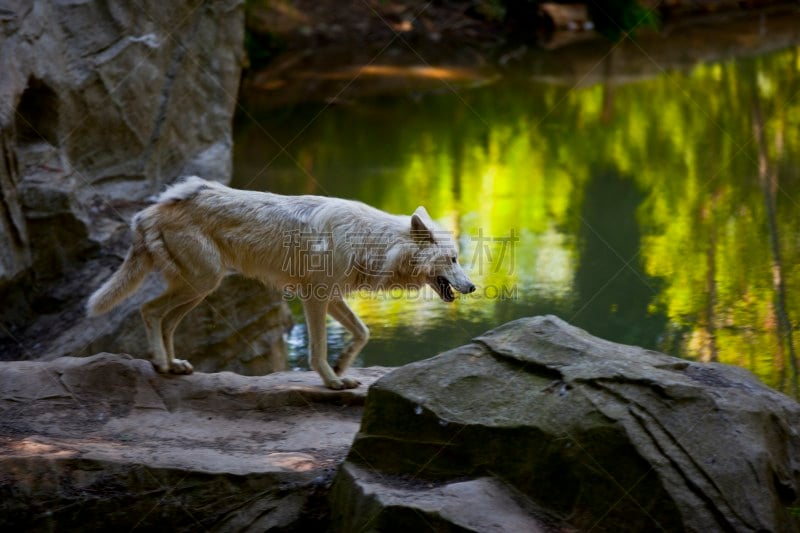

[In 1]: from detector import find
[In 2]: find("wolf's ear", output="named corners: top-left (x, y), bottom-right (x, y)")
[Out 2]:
top-left (411, 206), bottom-right (434, 243)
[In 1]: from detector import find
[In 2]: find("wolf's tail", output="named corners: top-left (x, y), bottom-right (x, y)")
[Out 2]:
top-left (86, 229), bottom-right (154, 316)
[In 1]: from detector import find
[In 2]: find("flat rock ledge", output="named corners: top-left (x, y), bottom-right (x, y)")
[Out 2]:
top-left (0, 353), bottom-right (387, 531)
top-left (334, 315), bottom-right (800, 532)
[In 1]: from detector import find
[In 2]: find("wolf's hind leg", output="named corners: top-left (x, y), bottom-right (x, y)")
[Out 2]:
top-left (141, 287), bottom-right (189, 373)
top-left (141, 284), bottom-right (204, 374)
top-left (141, 259), bottom-right (220, 375)
top-left (328, 299), bottom-right (368, 382)
top-left (160, 295), bottom-right (209, 374)
top-left (142, 230), bottom-right (223, 374)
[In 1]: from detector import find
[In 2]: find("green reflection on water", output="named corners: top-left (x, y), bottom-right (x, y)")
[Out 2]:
top-left (234, 46), bottom-right (800, 396)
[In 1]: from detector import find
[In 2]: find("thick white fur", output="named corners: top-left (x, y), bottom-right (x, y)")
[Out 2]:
top-left (87, 176), bottom-right (475, 389)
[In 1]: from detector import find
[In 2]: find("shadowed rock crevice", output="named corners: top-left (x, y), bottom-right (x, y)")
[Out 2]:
top-left (15, 78), bottom-right (59, 148)
top-left (0, 129), bottom-right (26, 269)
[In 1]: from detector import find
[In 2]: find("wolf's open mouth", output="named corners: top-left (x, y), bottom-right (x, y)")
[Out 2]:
top-left (435, 276), bottom-right (455, 302)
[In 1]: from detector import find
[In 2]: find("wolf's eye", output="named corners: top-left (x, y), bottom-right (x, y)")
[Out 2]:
top-left (451, 256), bottom-right (457, 264)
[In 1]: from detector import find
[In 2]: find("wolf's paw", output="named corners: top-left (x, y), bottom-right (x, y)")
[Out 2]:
top-left (340, 376), bottom-right (360, 388)
top-left (169, 359), bottom-right (194, 375)
top-left (327, 376), bottom-right (360, 390)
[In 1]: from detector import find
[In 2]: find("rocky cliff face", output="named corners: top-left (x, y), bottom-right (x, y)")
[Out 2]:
top-left (1, 0), bottom-right (243, 290)
top-left (0, 0), bottom-right (292, 369)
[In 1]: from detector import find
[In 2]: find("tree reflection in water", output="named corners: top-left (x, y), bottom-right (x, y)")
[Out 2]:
top-left (234, 45), bottom-right (800, 397)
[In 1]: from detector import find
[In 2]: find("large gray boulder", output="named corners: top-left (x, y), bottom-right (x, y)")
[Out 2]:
top-left (0, 353), bottom-right (389, 531)
top-left (332, 315), bottom-right (800, 532)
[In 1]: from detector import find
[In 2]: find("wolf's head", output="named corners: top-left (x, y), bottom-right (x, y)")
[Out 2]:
top-left (409, 206), bottom-right (476, 302)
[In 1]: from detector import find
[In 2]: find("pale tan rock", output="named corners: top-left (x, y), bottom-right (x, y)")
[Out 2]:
top-left (0, 353), bottom-right (389, 531)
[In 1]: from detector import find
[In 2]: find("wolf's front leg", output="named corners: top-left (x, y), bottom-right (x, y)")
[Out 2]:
top-left (328, 299), bottom-right (368, 381)
top-left (302, 299), bottom-right (359, 390)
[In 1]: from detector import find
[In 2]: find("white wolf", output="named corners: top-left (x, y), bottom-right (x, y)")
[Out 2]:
top-left (87, 177), bottom-right (476, 389)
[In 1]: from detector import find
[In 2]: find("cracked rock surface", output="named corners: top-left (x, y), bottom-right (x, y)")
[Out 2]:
top-left (0, 353), bottom-right (388, 531)
top-left (336, 315), bottom-right (800, 532)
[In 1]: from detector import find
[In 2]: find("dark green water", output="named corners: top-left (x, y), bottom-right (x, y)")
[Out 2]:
top-left (233, 45), bottom-right (800, 396)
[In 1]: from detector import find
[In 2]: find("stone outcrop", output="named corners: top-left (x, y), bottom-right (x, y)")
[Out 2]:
top-left (0, 353), bottom-right (388, 531)
top-left (1, 0), bottom-right (244, 290)
top-left (0, 0), bottom-right (293, 371)
top-left (333, 315), bottom-right (800, 532)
